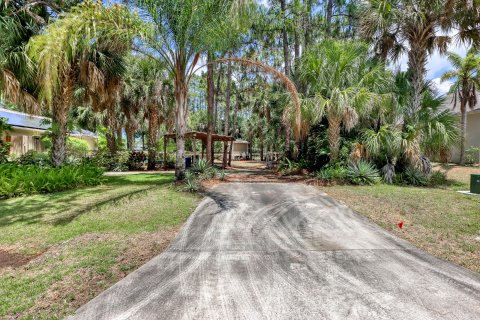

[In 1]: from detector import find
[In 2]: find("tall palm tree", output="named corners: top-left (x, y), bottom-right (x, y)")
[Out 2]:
top-left (133, 0), bottom-right (251, 179)
top-left (123, 55), bottom-right (174, 169)
top-left (440, 48), bottom-right (480, 164)
top-left (299, 40), bottom-right (394, 162)
top-left (27, 1), bottom-right (141, 165)
top-left (360, 0), bottom-right (480, 116)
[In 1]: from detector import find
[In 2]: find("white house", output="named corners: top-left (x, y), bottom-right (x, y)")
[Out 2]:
top-left (0, 107), bottom-right (98, 156)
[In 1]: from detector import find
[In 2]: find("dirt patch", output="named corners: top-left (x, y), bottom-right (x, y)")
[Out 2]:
top-left (433, 163), bottom-right (480, 184)
top-left (24, 229), bottom-right (180, 319)
top-left (0, 250), bottom-right (42, 269)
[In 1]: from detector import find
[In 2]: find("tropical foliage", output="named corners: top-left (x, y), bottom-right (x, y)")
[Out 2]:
top-left (0, 0), bottom-right (478, 181)
top-left (0, 163), bottom-right (104, 198)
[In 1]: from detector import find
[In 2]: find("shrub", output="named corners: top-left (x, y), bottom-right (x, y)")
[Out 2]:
top-left (278, 158), bottom-right (304, 175)
top-left (316, 164), bottom-right (347, 181)
top-left (0, 163), bottom-right (105, 198)
top-left (184, 170), bottom-right (199, 192)
top-left (466, 146), bottom-right (480, 164)
top-left (402, 167), bottom-right (428, 186)
top-left (66, 137), bottom-right (90, 160)
top-left (347, 161), bottom-right (380, 185)
top-left (15, 151), bottom-right (51, 167)
top-left (428, 170), bottom-right (448, 187)
top-left (0, 142), bottom-right (10, 164)
top-left (92, 150), bottom-right (130, 171)
top-left (128, 151), bottom-right (146, 170)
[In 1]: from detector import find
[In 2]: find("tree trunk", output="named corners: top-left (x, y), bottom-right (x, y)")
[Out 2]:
top-left (51, 75), bottom-right (73, 166)
top-left (228, 98), bottom-right (239, 166)
top-left (459, 100), bottom-right (467, 165)
top-left (206, 52), bottom-right (215, 165)
top-left (105, 106), bottom-right (117, 156)
top-left (126, 122), bottom-right (136, 151)
top-left (174, 67), bottom-right (188, 180)
top-left (407, 41), bottom-right (428, 115)
top-left (51, 99), bottom-right (68, 166)
top-left (260, 130), bottom-right (264, 161)
top-left (326, 0), bottom-right (333, 36)
top-left (147, 104), bottom-right (159, 170)
top-left (223, 62), bottom-right (232, 168)
top-left (280, 0), bottom-right (291, 78)
top-left (328, 115), bottom-right (341, 163)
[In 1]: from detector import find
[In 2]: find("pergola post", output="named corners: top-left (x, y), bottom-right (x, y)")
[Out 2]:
top-left (201, 141), bottom-right (205, 159)
top-left (192, 134), bottom-right (197, 164)
top-left (163, 137), bottom-right (167, 170)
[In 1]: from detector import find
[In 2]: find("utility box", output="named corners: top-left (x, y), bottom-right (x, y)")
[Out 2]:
top-left (471, 174), bottom-right (480, 194)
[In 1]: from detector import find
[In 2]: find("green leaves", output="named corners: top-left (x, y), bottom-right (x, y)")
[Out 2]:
top-left (27, 0), bottom-right (144, 106)
top-left (0, 163), bottom-right (105, 199)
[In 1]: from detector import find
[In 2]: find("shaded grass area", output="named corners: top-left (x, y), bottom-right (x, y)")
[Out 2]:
top-left (324, 181), bottom-right (480, 273)
top-left (0, 174), bottom-right (200, 319)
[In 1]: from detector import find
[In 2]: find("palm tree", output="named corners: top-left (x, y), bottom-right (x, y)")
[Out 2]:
top-left (299, 40), bottom-right (394, 162)
top-left (440, 48), bottom-right (480, 164)
top-left (0, 0), bottom-right (43, 113)
top-left (27, 1), bottom-right (141, 166)
top-left (360, 0), bottom-right (480, 116)
top-left (133, 0), bottom-right (251, 179)
top-left (123, 55), bottom-right (174, 169)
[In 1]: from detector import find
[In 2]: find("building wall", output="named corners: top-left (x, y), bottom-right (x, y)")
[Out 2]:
top-left (232, 142), bottom-right (249, 154)
top-left (2, 128), bottom-right (98, 157)
top-left (450, 112), bottom-right (480, 163)
top-left (4, 127), bottom-right (45, 156)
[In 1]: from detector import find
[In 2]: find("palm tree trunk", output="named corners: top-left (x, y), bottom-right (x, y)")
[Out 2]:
top-left (407, 41), bottom-right (428, 115)
top-left (174, 67), bottom-right (188, 180)
top-left (126, 122), bottom-right (136, 151)
top-left (326, 0), bottom-right (333, 36)
top-left (280, 0), bottom-right (291, 78)
top-left (228, 98), bottom-right (239, 166)
top-left (105, 106), bottom-right (117, 156)
top-left (51, 98), bottom-right (68, 166)
top-left (147, 104), bottom-right (159, 170)
top-left (51, 76), bottom-right (73, 166)
top-left (223, 62), bottom-right (232, 168)
top-left (459, 100), bottom-right (467, 165)
top-left (328, 115), bottom-right (341, 163)
top-left (206, 52), bottom-right (215, 165)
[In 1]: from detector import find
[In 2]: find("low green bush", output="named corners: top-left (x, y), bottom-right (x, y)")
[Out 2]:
top-left (428, 170), bottom-right (448, 187)
top-left (0, 164), bottom-right (105, 198)
top-left (315, 164), bottom-right (347, 181)
top-left (92, 150), bottom-right (130, 171)
top-left (399, 167), bottom-right (428, 186)
top-left (347, 161), bottom-right (380, 185)
top-left (15, 150), bottom-right (51, 167)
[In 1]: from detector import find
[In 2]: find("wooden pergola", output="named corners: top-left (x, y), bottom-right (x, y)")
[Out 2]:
top-left (163, 131), bottom-right (235, 168)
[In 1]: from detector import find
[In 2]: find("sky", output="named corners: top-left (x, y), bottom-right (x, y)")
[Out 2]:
top-left (393, 38), bottom-right (469, 95)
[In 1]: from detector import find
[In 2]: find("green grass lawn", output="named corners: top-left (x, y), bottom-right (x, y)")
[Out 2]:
top-left (0, 174), bottom-right (200, 319)
top-left (323, 177), bottom-right (480, 273)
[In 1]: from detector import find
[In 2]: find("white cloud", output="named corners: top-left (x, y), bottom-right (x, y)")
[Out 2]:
top-left (431, 77), bottom-right (453, 95)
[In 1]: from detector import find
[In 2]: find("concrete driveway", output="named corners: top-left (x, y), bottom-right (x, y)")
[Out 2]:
top-left (69, 183), bottom-right (480, 320)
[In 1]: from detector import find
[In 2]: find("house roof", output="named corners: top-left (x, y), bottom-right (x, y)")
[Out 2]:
top-left (0, 107), bottom-right (97, 137)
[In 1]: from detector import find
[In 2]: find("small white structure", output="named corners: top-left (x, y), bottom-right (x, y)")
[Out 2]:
top-left (231, 139), bottom-right (249, 160)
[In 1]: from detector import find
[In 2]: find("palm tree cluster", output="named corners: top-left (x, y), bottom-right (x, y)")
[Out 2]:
top-left (0, 0), bottom-right (479, 179)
